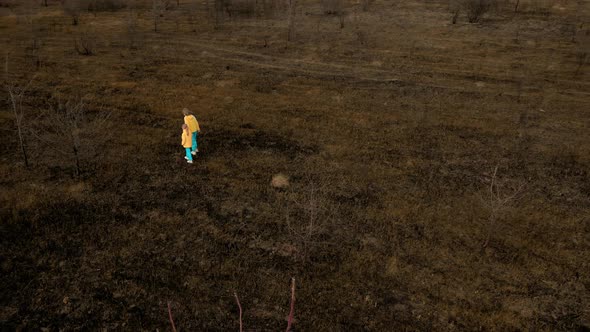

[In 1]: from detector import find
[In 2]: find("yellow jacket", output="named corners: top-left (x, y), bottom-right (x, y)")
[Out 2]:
top-left (184, 115), bottom-right (200, 133)
top-left (181, 130), bottom-right (192, 148)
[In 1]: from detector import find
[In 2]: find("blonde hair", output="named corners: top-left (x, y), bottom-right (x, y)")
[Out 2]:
top-left (182, 123), bottom-right (190, 136)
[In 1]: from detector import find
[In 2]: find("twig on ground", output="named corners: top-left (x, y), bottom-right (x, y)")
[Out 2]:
top-left (167, 301), bottom-right (177, 332)
top-left (234, 292), bottom-right (243, 332)
top-left (286, 277), bottom-right (296, 332)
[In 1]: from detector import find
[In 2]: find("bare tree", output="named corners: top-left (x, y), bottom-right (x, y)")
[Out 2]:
top-left (280, 181), bottom-right (339, 262)
top-left (36, 97), bottom-right (111, 177)
top-left (479, 166), bottom-right (525, 248)
top-left (4, 57), bottom-right (35, 168)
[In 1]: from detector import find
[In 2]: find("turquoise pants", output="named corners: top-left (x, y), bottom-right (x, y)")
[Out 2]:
top-left (185, 148), bottom-right (193, 161)
top-left (191, 132), bottom-right (198, 152)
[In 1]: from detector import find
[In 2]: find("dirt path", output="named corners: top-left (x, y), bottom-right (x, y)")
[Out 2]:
top-left (144, 35), bottom-right (590, 102)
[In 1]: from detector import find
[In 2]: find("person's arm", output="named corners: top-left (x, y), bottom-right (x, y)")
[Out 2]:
top-left (195, 118), bottom-right (201, 132)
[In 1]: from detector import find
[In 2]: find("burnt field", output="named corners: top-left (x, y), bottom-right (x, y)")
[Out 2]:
top-left (1, 0), bottom-right (589, 330)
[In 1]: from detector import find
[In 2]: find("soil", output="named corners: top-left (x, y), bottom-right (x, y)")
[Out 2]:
top-left (1, 0), bottom-right (589, 330)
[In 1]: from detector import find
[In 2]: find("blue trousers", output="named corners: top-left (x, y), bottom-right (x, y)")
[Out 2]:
top-left (185, 148), bottom-right (193, 161)
top-left (191, 132), bottom-right (198, 152)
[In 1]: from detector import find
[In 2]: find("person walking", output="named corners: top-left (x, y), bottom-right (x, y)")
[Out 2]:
top-left (181, 124), bottom-right (193, 164)
top-left (182, 108), bottom-right (200, 155)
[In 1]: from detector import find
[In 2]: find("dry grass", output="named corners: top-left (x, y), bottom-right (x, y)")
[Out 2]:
top-left (0, 0), bottom-right (589, 330)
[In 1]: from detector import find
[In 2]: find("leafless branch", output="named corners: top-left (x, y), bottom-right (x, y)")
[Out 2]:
top-left (286, 277), bottom-right (296, 332)
top-left (167, 301), bottom-right (177, 332)
top-left (234, 292), bottom-right (243, 332)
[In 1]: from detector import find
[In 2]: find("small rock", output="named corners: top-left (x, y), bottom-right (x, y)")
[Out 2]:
top-left (271, 174), bottom-right (289, 189)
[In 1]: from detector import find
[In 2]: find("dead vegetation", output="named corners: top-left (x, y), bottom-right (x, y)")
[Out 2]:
top-left (73, 28), bottom-right (97, 55)
top-left (34, 97), bottom-right (111, 177)
top-left (450, 0), bottom-right (497, 23)
top-left (0, 0), bottom-right (589, 330)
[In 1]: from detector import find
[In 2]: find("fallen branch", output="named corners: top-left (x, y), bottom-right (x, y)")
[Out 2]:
top-left (234, 292), bottom-right (243, 332)
top-left (286, 277), bottom-right (296, 332)
top-left (167, 301), bottom-right (177, 332)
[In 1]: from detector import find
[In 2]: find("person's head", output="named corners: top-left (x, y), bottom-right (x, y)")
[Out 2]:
top-left (182, 123), bottom-right (189, 135)
top-left (182, 108), bottom-right (190, 116)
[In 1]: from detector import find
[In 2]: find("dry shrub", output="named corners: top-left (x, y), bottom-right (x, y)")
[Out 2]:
top-left (279, 181), bottom-right (341, 262)
top-left (527, 0), bottom-right (552, 14)
top-left (4, 66), bottom-right (35, 168)
top-left (184, 0), bottom-right (199, 32)
top-left (361, 0), bottom-right (374, 12)
top-left (261, 0), bottom-right (286, 18)
top-left (74, 28), bottom-right (97, 55)
top-left (478, 166), bottom-right (525, 247)
top-left (321, 0), bottom-right (343, 15)
top-left (510, 0), bottom-right (552, 14)
top-left (465, 0), bottom-right (496, 23)
top-left (11, 0), bottom-right (36, 25)
top-left (229, 0), bottom-right (257, 17)
top-left (0, 0), bottom-right (18, 8)
top-left (63, 0), bottom-right (86, 25)
top-left (88, 0), bottom-right (126, 12)
top-left (450, 0), bottom-right (497, 23)
top-left (214, 0), bottom-right (257, 19)
top-left (126, 9), bottom-right (143, 49)
top-left (287, 0), bottom-right (296, 41)
top-left (152, 0), bottom-right (163, 32)
top-left (35, 97), bottom-right (111, 177)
